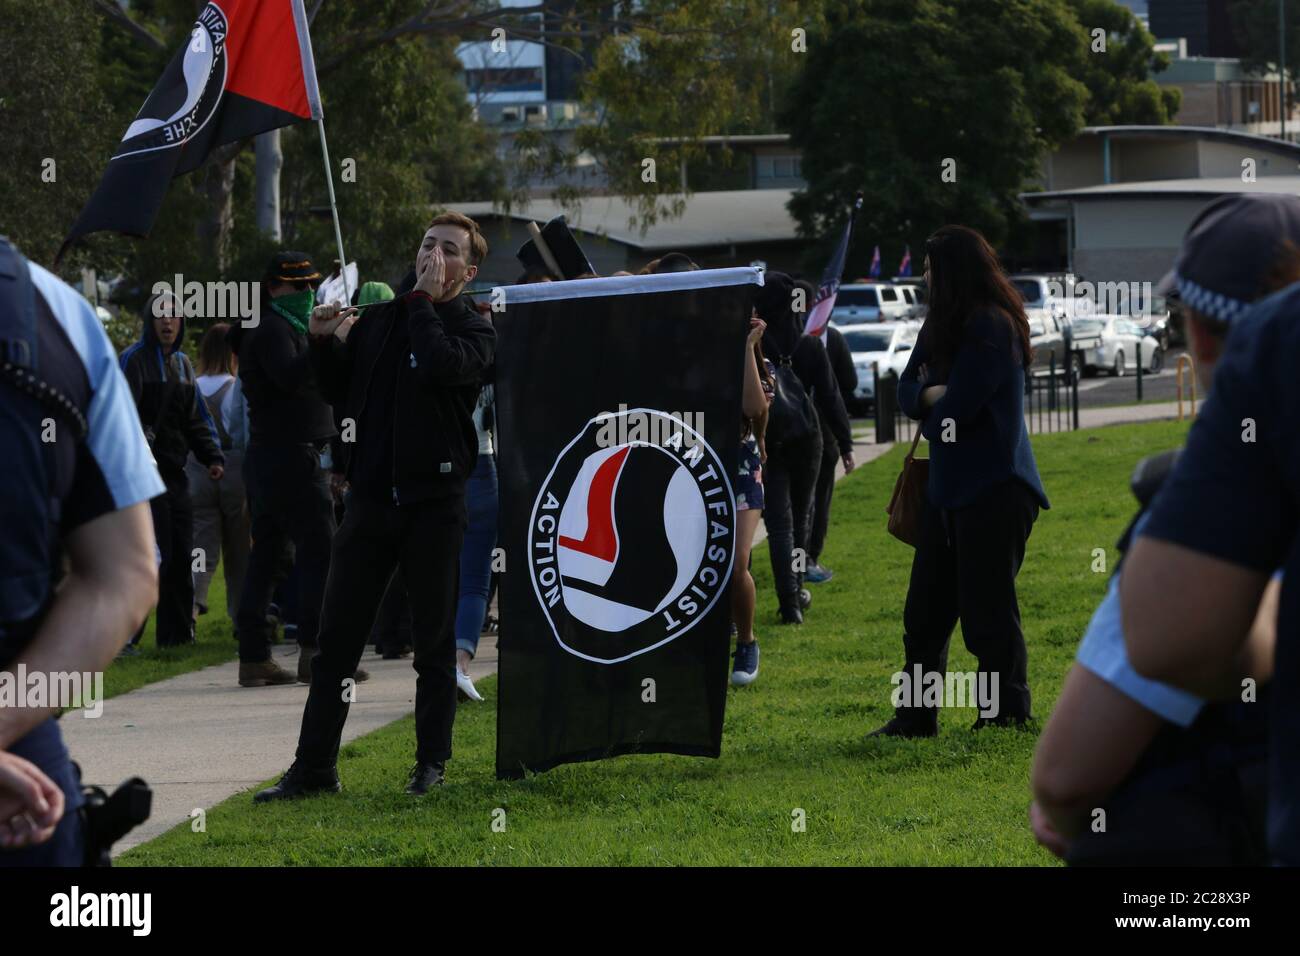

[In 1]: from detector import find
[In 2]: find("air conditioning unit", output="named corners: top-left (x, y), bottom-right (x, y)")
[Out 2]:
top-left (500, 106), bottom-right (521, 123)
top-left (524, 104), bottom-right (547, 125)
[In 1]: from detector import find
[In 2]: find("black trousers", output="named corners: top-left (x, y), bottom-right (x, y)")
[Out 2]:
top-left (897, 478), bottom-right (1039, 729)
top-left (371, 570), bottom-right (412, 655)
top-left (296, 495), bottom-right (464, 769)
top-left (235, 441), bottom-right (335, 663)
top-left (763, 428), bottom-right (823, 606)
top-left (807, 412), bottom-right (840, 564)
top-left (134, 474), bottom-right (194, 647)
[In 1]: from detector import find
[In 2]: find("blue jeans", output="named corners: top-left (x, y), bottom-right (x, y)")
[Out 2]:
top-left (454, 454), bottom-right (498, 657)
top-left (1, 719), bottom-right (84, 867)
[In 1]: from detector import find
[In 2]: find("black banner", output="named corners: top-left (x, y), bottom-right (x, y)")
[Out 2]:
top-left (494, 269), bottom-right (759, 778)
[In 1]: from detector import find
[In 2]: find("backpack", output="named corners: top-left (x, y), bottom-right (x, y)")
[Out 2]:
top-left (764, 351), bottom-right (817, 449)
top-left (0, 238), bottom-right (88, 658)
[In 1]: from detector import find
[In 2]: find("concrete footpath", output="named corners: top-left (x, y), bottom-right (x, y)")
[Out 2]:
top-left (60, 402), bottom-right (1175, 855)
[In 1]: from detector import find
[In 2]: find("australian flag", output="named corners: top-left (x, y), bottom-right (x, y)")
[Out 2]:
top-left (898, 245), bottom-right (912, 277)
top-left (867, 244), bottom-right (882, 279)
top-left (804, 194), bottom-right (862, 337)
top-left (61, 0), bottom-right (323, 259)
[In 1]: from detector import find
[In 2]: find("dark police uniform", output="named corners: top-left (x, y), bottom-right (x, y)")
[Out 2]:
top-left (1138, 286), bottom-right (1300, 865)
top-left (1, 246), bottom-right (163, 865)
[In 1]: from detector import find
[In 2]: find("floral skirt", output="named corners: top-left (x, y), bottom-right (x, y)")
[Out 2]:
top-left (735, 436), bottom-right (764, 512)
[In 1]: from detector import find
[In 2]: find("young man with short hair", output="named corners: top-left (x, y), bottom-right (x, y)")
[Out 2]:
top-left (257, 212), bottom-right (495, 800)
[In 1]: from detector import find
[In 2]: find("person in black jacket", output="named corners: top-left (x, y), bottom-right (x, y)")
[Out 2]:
top-left (757, 273), bottom-right (855, 624)
top-left (255, 212), bottom-right (495, 801)
top-left (802, 283), bottom-right (859, 585)
top-left (874, 226), bottom-right (1049, 739)
top-left (227, 253), bottom-right (338, 688)
top-left (120, 292), bottom-right (224, 647)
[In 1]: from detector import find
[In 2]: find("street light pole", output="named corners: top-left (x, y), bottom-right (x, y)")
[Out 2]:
top-left (1283, 0), bottom-right (1288, 141)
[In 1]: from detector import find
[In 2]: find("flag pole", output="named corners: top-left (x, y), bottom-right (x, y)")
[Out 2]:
top-left (316, 117), bottom-right (351, 303)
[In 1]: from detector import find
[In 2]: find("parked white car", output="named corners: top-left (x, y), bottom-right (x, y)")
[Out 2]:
top-left (830, 283), bottom-right (912, 323)
top-left (892, 281), bottom-right (927, 320)
top-left (837, 321), bottom-right (919, 412)
top-left (1070, 315), bottom-right (1164, 377)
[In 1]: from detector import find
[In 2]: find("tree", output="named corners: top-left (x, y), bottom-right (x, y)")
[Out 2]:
top-left (1231, 0), bottom-right (1300, 76)
top-left (0, 0), bottom-right (121, 269)
top-left (784, 0), bottom-right (1094, 275)
top-left (1069, 0), bottom-right (1181, 125)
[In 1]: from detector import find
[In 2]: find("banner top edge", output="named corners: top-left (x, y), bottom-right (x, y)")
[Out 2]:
top-left (498, 266), bottom-right (764, 305)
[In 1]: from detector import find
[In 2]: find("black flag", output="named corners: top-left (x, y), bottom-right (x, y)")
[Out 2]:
top-left (494, 268), bottom-right (760, 778)
top-left (60, 0), bottom-right (323, 260)
top-left (515, 216), bottom-right (595, 280)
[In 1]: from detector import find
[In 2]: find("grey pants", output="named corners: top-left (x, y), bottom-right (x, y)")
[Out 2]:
top-left (186, 449), bottom-right (249, 620)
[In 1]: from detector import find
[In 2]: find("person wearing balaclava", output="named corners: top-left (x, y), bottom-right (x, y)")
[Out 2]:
top-left (227, 252), bottom-right (364, 689)
top-left (119, 290), bottom-right (225, 649)
top-left (756, 272), bottom-right (855, 624)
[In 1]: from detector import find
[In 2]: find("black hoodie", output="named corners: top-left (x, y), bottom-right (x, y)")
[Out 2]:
top-left (228, 290), bottom-right (336, 445)
top-left (759, 276), bottom-right (854, 457)
top-left (119, 311), bottom-right (223, 482)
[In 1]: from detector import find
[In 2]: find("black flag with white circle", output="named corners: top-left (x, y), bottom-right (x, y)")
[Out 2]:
top-left (495, 268), bottom-right (758, 778)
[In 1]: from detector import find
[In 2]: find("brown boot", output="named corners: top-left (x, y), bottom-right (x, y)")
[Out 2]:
top-left (238, 658), bottom-right (298, 688)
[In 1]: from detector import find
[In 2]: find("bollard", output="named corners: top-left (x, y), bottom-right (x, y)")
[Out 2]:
top-left (1176, 353), bottom-right (1196, 421)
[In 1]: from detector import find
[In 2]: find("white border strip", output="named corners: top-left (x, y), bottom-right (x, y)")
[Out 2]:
top-left (499, 266), bottom-right (764, 305)
top-left (292, 0), bottom-right (324, 121)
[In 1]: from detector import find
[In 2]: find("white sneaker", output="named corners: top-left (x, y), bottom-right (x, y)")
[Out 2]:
top-left (456, 667), bottom-right (484, 702)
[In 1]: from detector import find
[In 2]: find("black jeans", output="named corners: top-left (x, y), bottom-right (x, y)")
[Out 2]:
top-left (896, 478), bottom-right (1039, 729)
top-left (808, 412), bottom-right (840, 564)
top-left (133, 474), bottom-right (194, 647)
top-left (763, 428), bottom-right (823, 607)
top-left (235, 441), bottom-right (335, 663)
top-left (372, 570), bottom-right (412, 655)
top-left (296, 495), bottom-right (464, 770)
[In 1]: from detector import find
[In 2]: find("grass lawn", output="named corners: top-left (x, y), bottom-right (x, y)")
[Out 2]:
top-left (104, 569), bottom-right (244, 699)
top-left (122, 420), bottom-right (1190, 866)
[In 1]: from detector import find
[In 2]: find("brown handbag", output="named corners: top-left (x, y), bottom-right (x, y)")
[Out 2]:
top-left (886, 429), bottom-right (928, 546)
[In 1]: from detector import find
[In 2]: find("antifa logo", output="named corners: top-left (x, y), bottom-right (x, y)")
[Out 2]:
top-left (527, 409), bottom-right (735, 664)
top-left (115, 2), bottom-right (229, 160)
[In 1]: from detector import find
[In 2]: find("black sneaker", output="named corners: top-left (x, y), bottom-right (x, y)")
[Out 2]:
top-left (867, 716), bottom-right (938, 739)
top-left (731, 641), bottom-right (760, 686)
top-left (778, 604), bottom-right (803, 625)
top-left (253, 763), bottom-right (341, 803)
top-left (405, 762), bottom-right (445, 794)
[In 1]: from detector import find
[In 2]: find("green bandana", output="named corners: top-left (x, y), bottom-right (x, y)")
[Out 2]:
top-left (269, 289), bottom-right (315, 334)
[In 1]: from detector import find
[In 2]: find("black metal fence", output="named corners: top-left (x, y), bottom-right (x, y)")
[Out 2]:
top-left (872, 352), bottom-right (1082, 443)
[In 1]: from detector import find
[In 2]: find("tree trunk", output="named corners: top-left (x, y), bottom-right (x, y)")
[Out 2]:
top-left (255, 130), bottom-right (283, 241)
top-left (198, 145), bottom-right (240, 274)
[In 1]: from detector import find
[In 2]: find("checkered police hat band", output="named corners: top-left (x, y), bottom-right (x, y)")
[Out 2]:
top-left (1174, 273), bottom-right (1249, 324)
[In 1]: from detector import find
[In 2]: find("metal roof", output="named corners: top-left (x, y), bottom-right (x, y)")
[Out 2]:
top-left (455, 189), bottom-right (802, 251)
top-left (1022, 175), bottom-right (1300, 204)
top-left (1077, 125), bottom-right (1300, 157)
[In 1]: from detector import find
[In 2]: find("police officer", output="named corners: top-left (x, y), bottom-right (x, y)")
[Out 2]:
top-left (0, 237), bottom-right (161, 865)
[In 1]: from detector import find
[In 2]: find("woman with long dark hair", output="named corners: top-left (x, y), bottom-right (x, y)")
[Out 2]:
top-left (872, 225), bottom-right (1050, 738)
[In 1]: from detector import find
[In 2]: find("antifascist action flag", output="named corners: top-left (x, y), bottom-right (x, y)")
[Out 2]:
top-left (494, 268), bottom-right (760, 779)
top-left (61, 0), bottom-right (322, 256)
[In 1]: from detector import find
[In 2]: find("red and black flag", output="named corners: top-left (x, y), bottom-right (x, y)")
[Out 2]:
top-left (493, 269), bottom-right (760, 778)
top-left (61, 0), bottom-right (322, 258)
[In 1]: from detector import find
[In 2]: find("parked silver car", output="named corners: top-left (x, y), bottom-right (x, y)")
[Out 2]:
top-left (830, 283), bottom-right (913, 323)
top-left (837, 321), bottom-right (919, 412)
top-left (1070, 315), bottom-right (1164, 377)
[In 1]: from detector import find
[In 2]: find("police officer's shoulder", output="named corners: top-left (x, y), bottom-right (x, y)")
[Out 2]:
top-left (27, 261), bottom-right (119, 383)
